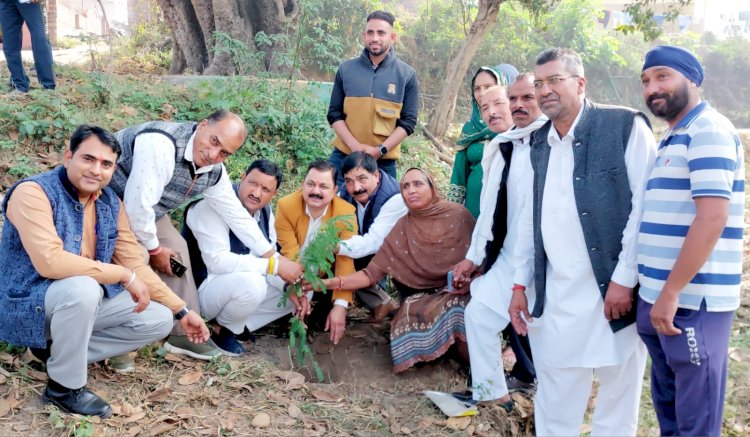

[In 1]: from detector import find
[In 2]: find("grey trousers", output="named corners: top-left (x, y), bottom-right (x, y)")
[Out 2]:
top-left (154, 215), bottom-right (199, 336)
top-left (44, 276), bottom-right (173, 389)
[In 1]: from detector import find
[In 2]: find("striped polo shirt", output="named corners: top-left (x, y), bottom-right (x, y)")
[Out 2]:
top-left (637, 101), bottom-right (745, 311)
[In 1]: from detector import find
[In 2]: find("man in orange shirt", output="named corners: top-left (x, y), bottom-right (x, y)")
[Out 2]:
top-left (275, 160), bottom-right (357, 344)
top-left (0, 125), bottom-right (209, 418)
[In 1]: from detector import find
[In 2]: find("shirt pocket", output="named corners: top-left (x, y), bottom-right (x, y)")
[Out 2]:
top-left (373, 105), bottom-right (400, 137)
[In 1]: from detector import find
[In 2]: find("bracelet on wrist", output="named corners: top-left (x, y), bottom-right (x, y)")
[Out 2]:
top-left (124, 270), bottom-right (136, 289)
top-left (512, 285), bottom-right (526, 293)
top-left (148, 246), bottom-right (162, 256)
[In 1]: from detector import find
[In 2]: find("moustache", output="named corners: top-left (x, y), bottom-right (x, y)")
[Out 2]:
top-left (488, 115), bottom-right (504, 123)
top-left (647, 93), bottom-right (669, 106)
top-left (353, 189), bottom-right (367, 196)
top-left (512, 109), bottom-right (529, 116)
top-left (307, 193), bottom-right (323, 200)
top-left (247, 194), bottom-right (260, 202)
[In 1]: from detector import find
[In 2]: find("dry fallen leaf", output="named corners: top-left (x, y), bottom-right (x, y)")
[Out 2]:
top-left (146, 387), bottom-right (173, 403)
top-left (122, 411), bottom-right (147, 424)
top-left (252, 412), bottom-right (271, 428)
top-left (400, 426), bottom-right (412, 434)
top-left (288, 403), bottom-right (302, 419)
top-left (178, 370), bottom-right (203, 386)
top-left (446, 416), bottom-right (471, 431)
top-left (0, 396), bottom-right (12, 417)
top-left (0, 374), bottom-right (7, 385)
top-left (25, 368), bottom-right (47, 381)
top-left (271, 371), bottom-right (305, 389)
top-left (175, 406), bottom-right (193, 417)
top-left (267, 391), bottom-right (293, 406)
top-left (125, 426), bottom-right (141, 437)
top-left (220, 413), bottom-right (239, 431)
top-left (310, 389), bottom-right (343, 403)
top-left (164, 353), bottom-right (183, 362)
top-left (148, 422), bottom-right (177, 436)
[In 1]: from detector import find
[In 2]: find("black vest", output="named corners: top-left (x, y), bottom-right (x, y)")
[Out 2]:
top-left (529, 99), bottom-right (650, 332)
top-left (340, 169), bottom-right (400, 269)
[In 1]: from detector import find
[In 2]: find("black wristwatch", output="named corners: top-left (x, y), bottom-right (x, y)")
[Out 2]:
top-left (174, 307), bottom-right (189, 320)
top-left (378, 144), bottom-right (388, 157)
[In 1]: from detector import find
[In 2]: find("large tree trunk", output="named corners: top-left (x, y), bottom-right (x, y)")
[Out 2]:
top-left (46, 0), bottom-right (57, 47)
top-left (158, 0), bottom-right (208, 73)
top-left (426, 0), bottom-right (504, 138)
top-left (158, 0), bottom-right (298, 75)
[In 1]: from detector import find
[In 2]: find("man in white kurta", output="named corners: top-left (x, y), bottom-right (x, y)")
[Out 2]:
top-left (452, 78), bottom-right (547, 404)
top-left (184, 160), bottom-right (303, 355)
top-left (510, 48), bottom-right (655, 436)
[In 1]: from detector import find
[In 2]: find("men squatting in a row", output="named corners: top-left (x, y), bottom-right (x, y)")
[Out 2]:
top-left (0, 10), bottom-right (742, 437)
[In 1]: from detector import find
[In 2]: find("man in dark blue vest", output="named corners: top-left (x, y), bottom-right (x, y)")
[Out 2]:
top-left (0, 125), bottom-right (209, 418)
top-left (183, 159), bottom-right (303, 356)
top-left (336, 152), bottom-right (405, 320)
top-left (509, 47), bottom-right (656, 435)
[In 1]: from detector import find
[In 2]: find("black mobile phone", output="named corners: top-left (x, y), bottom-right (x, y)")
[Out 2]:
top-left (169, 257), bottom-right (187, 278)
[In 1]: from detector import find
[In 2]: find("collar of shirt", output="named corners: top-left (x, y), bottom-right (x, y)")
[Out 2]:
top-left (512, 135), bottom-right (531, 148)
top-left (183, 130), bottom-right (216, 175)
top-left (305, 204), bottom-right (329, 223)
top-left (58, 166), bottom-right (101, 204)
top-left (547, 103), bottom-right (585, 146)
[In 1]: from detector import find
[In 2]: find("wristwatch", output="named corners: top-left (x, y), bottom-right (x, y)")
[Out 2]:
top-left (174, 307), bottom-right (189, 320)
top-left (378, 144), bottom-right (388, 157)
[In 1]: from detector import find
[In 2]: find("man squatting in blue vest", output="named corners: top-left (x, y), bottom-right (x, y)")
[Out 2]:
top-left (0, 125), bottom-right (210, 418)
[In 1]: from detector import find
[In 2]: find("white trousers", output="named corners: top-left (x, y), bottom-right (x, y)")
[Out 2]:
top-left (534, 343), bottom-right (647, 436)
top-left (198, 272), bottom-right (301, 334)
top-left (464, 292), bottom-right (510, 401)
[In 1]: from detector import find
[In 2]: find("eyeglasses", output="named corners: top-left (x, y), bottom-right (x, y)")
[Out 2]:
top-left (533, 75), bottom-right (578, 89)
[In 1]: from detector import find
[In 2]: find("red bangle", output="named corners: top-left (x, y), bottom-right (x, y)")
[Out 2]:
top-left (333, 276), bottom-right (343, 290)
top-left (148, 246), bottom-right (162, 256)
top-left (512, 285), bottom-right (526, 293)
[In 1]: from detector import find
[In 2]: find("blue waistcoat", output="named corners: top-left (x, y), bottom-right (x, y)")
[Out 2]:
top-left (340, 169), bottom-right (400, 236)
top-left (529, 100), bottom-right (651, 333)
top-left (0, 167), bottom-right (123, 348)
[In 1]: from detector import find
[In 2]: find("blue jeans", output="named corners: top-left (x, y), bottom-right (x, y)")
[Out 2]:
top-left (0, 0), bottom-right (55, 91)
top-left (328, 148), bottom-right (397, 188)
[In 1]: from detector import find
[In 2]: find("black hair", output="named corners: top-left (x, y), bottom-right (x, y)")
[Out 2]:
top-left (69, 125), bottom-right (122, 157)
top-left (245, 159), bottom-right (282, 190)
top-left (306, 159), bottom-right (337, 186)
top-left (206, 109), bottom-right (230, 124)
top-left (341, 151), bottom-right (378, 177)
top-left (367, 10), bottom-right (395, 26)
top-left (204, 109), bottom-right (248, 142)
top-left (535, 48), bottom-right (584, 76)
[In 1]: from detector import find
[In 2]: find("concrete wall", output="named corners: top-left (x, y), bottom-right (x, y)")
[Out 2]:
top-left (56, 0), bottom-right (127, 37)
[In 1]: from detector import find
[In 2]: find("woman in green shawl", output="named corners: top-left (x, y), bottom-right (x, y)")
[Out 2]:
top-left (447, 64), bottom-right (518, 218)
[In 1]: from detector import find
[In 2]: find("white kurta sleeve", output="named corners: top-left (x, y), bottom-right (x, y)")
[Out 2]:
top-left (610, 116), bottom-right (657, 287)
top-left (202, 167), bottom-right (274, 257)
top-left (185, 200), bottom-right (270, 275)
top-left (122, 132), bottom-right (176, 250)
top-left (512, 178), bottom-right (535, 287)
top-left (338, 195), bottom-right (407, 258)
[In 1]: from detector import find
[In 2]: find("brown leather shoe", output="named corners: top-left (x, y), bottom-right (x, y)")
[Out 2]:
top-left (370, 298), bottom-right (399, 322)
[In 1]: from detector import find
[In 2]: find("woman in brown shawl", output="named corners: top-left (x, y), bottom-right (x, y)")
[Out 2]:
top-left (315, 168), bottom-right (475, 373)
